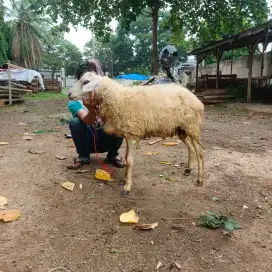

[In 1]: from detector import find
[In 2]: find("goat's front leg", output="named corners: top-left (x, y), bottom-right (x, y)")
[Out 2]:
top-left (123, 138), bottom-right (136, 195)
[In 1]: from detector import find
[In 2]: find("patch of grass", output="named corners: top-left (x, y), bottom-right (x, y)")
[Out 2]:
top-left (24, 91), bottom-right (67, 101)
top-left (206, 103), bottom-right (252, 116)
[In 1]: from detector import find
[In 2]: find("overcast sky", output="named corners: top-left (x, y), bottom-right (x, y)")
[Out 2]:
top-left (64, 21), bottom-right (117, 52)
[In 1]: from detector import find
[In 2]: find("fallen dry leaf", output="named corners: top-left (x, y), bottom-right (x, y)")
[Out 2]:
top-left (163, 142), bottom-right (179, 147)
top-left (169, 262), bottom-right (181, 271)
top-left (19, 122), bottom-right (27, 126)
top-left (56, 155), bottom-right (66, 160)
top-left (23, 136), bottom-right (33, 141)
top-left (242, 204), bottom-right (249, 210)
top-left (120, 209), bottom-right (139, 224)
top-left (160, 161), bottom-right (173, 165)
top-left (28, 148), bottom-right (46, 155)
top-left (0, 142), bottom-right (9, 145)
top-left (148, 138), bottom-right (163, 145)
top-left (212, 146), bottom-right (223, 150)
top-left (136, 222), bottom-right (158, 230)
top-left (143, 151), bottom-right (160, 156)
top-left (156, 261), bottom-right (162, 270)
top-left (159, 174), bottom-right (177, 181)
top-left (0, 209), bottom-right (20, 222)
top-left (22, 133), bottom-right (34, 136)
top-left (61, 181), bottom-right (75, 192)
top-left (95, 169), bottom-right (113, 181)
top-left (0, 196), bottom-right (7, 208)
top-left (76, 170), bottom-right (90, 174)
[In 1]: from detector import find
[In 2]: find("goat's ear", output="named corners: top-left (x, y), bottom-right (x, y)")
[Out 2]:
top-left (82, 80), bottom-right (100, 93)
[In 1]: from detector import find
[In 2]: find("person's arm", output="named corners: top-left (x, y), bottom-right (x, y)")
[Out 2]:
top-left (77, 108), bottom-right (96, 125)
top-left (78, 96), bottom-right (100, 125)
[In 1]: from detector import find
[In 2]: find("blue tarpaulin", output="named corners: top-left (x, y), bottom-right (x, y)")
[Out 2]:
top-left (115, 73), bottom-right (149, 81)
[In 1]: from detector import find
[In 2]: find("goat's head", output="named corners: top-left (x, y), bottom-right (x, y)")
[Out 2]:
top-left (68, 72), bottom-right (102, 101)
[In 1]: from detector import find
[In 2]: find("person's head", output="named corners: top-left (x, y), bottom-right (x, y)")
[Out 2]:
top-left (76, 59), bottom-right (104, 80)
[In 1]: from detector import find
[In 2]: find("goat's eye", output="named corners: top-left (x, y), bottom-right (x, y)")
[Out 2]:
top-left (83, 80), bottom-right (90, 85)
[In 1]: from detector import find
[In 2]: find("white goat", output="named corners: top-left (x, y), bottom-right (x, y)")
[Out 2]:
top-left (69, 72), bottom-right (204, 195)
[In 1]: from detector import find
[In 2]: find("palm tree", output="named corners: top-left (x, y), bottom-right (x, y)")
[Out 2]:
top-left (4, 0), bottom-right (45, 68)
top-left (0, 0), bottom-right (8, 64)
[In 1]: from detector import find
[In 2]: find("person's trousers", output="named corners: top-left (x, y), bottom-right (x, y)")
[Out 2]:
top-left (69, 117), bottom-right (123, 162)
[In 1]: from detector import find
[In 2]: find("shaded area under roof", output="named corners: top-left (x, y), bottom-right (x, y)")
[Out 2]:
top-left (189, 20), bottom-right (272, 56)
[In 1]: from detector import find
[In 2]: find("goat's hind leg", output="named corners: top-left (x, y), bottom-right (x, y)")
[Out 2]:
top-left (122, 139), bottom-right (136, 195)
top-left (178, 130), bottom-right (195, 176)
top-left (190, 136), bottom-right (204, 186)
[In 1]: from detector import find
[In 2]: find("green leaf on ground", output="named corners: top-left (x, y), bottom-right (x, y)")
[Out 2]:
top-left (198, 211), bottom-right (240, 232)
top-left (34, 129), bottom-right (57, 134)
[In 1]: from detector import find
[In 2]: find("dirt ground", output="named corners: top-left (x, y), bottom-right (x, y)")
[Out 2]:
top-left (0, 97), bottom-right (271, 272)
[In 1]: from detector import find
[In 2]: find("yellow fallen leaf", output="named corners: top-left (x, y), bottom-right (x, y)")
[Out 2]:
top-left (160, 161), bottom-right (173, 165)
top-left (136, 222), bottom-right (159, 230)
top-left (163, 142), bottom-right (179, 147)
top-left (56, 155), bottom-right (66, 160)
top-left (0, 196), bottom-right (7, 207)
top-left (120, 209), bottom-right (139, 224)
top-left (143, 151), bottom-right (160, 156)
top-left (61, 181), bottom-right (75, 191)
top-left (0, 142), bottom-right (9, 145)
top-left (0, 209), bottom-right (20, 222)
top-left (95, 169), bottom-right (113, 181)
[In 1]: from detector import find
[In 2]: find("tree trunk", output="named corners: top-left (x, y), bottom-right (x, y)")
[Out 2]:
top-left (152, 6), bottom-right (159, 75)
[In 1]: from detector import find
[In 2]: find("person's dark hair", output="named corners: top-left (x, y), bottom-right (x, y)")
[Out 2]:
top-left (76, 59), bottom-right (104, 80)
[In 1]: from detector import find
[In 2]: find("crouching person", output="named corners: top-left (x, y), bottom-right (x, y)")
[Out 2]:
top-left (67, 59), bottom-right (126, 170)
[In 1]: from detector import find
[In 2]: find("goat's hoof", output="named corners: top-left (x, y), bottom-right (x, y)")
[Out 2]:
top-left (183, 169), bottom-right (192, 176)
top-left (121, 190), bottom-right (130, 196)
top-left (196, 179), bottom-right (203, 187)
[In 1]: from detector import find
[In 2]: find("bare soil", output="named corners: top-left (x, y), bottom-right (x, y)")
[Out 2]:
top-left (0, 98), bottom-right (272, 272)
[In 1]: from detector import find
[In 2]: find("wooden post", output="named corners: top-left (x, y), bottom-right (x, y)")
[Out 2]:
top-left (247, 40), bottom-right (261, 103)
top-left (216, 49), bottom-right (223, 89)
top-left (260, 42), bottom-right (266, 77)
top-left (261, 28), bottom-right (269, 77)
top-left (195, 56), bottom-right (199, 92)
top-left (8, 60), bottom-right (12, 105)
top-left (230, 49), bottom-right (233, 74)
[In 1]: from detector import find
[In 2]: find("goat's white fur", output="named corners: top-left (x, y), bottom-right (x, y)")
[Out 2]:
top-left (69, 72), bottom-right (205, 193)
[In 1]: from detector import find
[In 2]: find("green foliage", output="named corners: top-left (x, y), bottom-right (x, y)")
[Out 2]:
top-left (30, 0), bottom-right (270, 75)
top-left (187, 1), bottom-right (269, 62)
top-left (83, 12), bottom-right (188, 75)
top-left (42, 28), bottom-right (82, 77)
top-left (4, 0), bottom-right (49, 68)
top-left (0, 1), bottom-right (8, 64)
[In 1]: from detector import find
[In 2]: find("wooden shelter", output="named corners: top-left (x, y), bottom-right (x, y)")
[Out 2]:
top-left (189, 20), bottom-right (272, 103)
